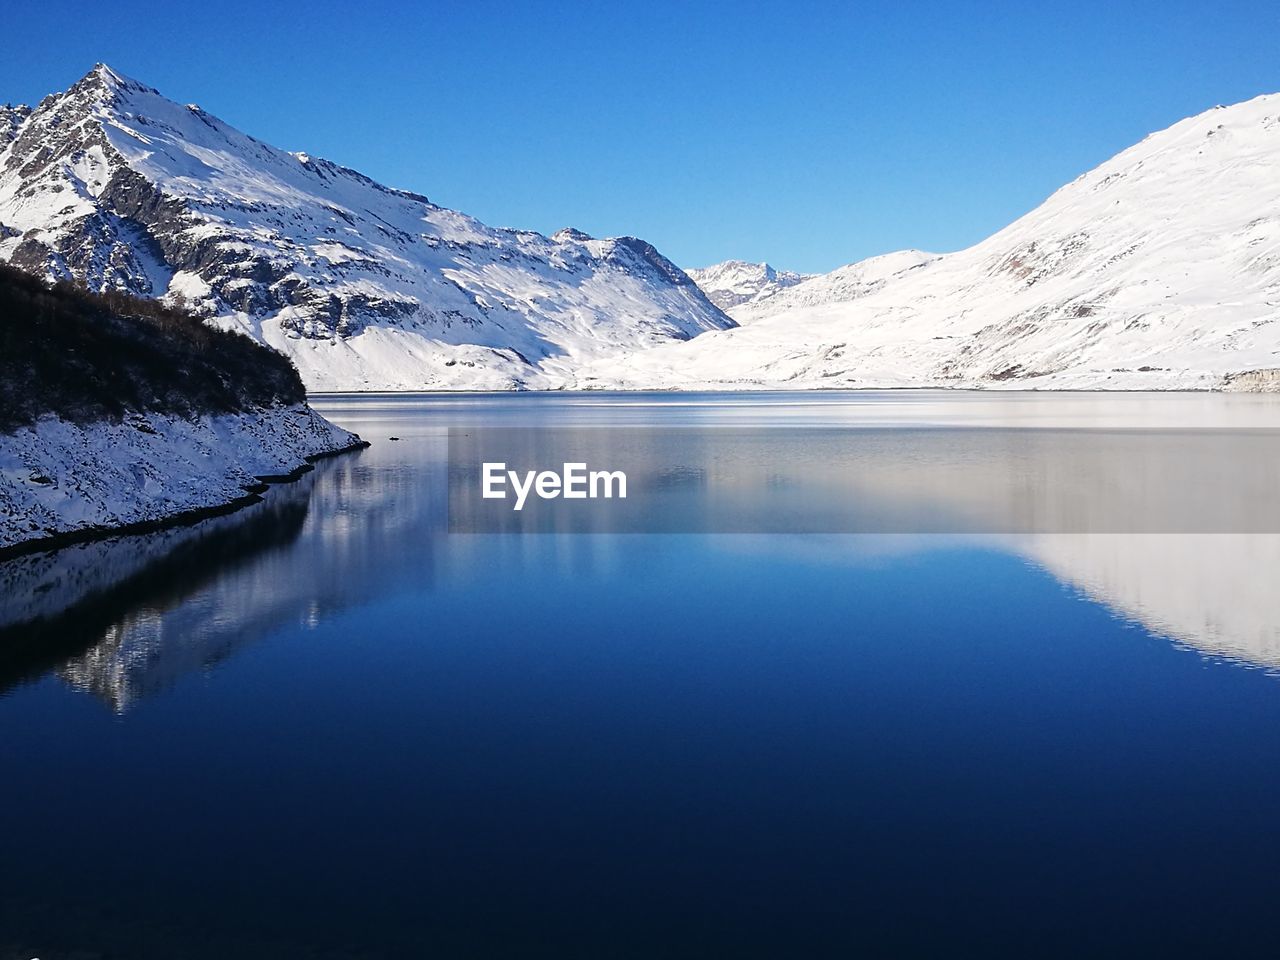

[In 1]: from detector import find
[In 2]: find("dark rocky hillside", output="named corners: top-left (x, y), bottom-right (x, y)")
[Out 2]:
top-left (0, 262), bottom-right (304, 433)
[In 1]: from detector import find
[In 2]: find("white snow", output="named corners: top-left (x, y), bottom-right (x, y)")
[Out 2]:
top-left (1019, 534), bottom-right (1280, 669)
top-left (0, 404), bottom-right (360, 551)
top-left (583, 95), bottom-right (1280, 391)
top-left (683, 260), bottom-right (812, 318)
top-left (723, 250), bottom-right (938, 323)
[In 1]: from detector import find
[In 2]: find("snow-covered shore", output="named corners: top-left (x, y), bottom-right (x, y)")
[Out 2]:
top-left (0, 403), bottom-right (364, 555)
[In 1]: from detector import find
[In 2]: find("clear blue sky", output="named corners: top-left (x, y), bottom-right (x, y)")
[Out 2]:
top-left (3, 0), bottom-right (1278, 272)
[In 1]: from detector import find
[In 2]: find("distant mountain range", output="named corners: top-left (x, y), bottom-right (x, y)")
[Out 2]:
top-left (682, 260), bottom-right (811, 318)
top-left (4, 66), bottom-right (1279, 391)
top-left (0, 65), bottom-right (732, 391)
top-left (688, 251), bottom-right (937, 325)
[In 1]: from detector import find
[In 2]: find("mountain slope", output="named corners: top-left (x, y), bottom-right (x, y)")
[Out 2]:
top-left (0, 262), bottom-right (302, 432)
top-left (582, 94), bottom-right (1280, 390)
top-left (684, 260), bottom-right (810, 319)
top-left (0, 66), bottom-right (733, 391)
top-left (720, 249), bottom-right (939, 324)
top-left (0, 262), bottom-right (361, 554)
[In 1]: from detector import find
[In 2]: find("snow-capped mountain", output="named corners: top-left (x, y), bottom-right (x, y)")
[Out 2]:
top-left (7, 68), bottom-right (1279, 393)
top-left (0, 65), bottom-right (733, 390)
top-left (721, 249), bottom-right (938, 324)
top-left (582, 93), bottom-right (1280, 390)
top-left (683, 260), bottom-right (810, 319)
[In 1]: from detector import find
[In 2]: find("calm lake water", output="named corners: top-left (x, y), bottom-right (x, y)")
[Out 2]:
top-left (3, 391), bottom-right (1280, 958)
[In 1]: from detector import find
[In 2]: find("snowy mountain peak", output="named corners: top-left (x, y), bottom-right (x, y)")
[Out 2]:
top-left (0, 66), bottom-right (733, 390)
top-left (65, 63), bottom-right (154, 103)
top-left (552, 227), bottom-right (594, 242)
top-left (92, 62), bottom-right (123, 81)
top-left (684, 260), bottom-right (811, 318)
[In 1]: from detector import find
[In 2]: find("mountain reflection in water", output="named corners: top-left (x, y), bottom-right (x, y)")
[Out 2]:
top-left (2, 391), bottom-right (1280, 717)
top-left (0, 443), bottom-right (447, 711)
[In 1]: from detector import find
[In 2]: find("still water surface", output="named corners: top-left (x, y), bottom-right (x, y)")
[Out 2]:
top-left (3, 391), bottom-right (1280, 958)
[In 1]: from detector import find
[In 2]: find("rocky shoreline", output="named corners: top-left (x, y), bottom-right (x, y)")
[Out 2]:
top-left (0, 403), bottom-right (365, 558)
top-left (1223, 368), bottom-right (1280, 392)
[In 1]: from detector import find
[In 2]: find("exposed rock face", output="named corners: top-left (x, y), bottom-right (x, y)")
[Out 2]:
top-left (0, 66), bottom-right (734, 390)
top-left (1223, 368), bottom-right (1280, 392)
top-left (0, 104), bottom-right (30, 146)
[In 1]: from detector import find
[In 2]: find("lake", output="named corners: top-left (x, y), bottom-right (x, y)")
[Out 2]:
top-left (3, 391), bottom-right (1280, 958)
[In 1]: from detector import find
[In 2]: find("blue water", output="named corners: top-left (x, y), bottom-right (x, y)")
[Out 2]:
top-left (3, 392), bottom-right (1280, 958)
